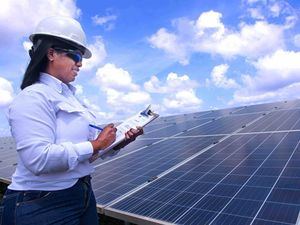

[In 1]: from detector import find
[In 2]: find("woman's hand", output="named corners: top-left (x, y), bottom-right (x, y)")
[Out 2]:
top-left (113, 126), bottom-right (144, 150)
top-left (90, 124), bottom-right (117, 153)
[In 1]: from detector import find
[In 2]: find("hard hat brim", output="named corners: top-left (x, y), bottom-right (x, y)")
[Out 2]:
top-left (29, 33), bottom-right (92, 59)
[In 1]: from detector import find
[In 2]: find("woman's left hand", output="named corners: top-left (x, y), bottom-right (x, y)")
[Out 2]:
top-left (113, 127), bottom-right (144, 150)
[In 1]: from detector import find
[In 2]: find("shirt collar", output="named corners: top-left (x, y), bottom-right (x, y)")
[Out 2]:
top-left (39, 73), bottom-right (77, 95)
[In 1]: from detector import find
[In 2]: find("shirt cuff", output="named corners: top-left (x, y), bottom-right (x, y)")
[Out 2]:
top-left (74, 141), bottom-right (93, 162)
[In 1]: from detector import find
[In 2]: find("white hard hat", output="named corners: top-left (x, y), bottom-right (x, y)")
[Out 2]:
top-left (29, 16), bottom-right (92, 58)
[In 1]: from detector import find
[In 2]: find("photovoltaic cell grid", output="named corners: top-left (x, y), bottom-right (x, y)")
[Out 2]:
top-left (0, 99), bottom-right (300, 224)
top-left (99, 101), bottom-right (300, 224)
top-left (92, 135), bottom-right (223, 205)
top-left (96, 138), bottom-right (161, 163)
top-left (110, 132), bottom-right (300, 225)
top-left (90, 108), bottom-right (272, 206)
top-left (142, 117), bottom-right (214, 139)
top-left (142, 112), bottom-right (263, 139)
top-left (149, 104), bottom-right (244, 124)
top-left (232, 100), bottom-right (300, 115)
top-left (0, 137), bottom-right (17, 182)
top-left (239, 109), bottom-right (300, 133)
top-left (178, 113), bottom-right (261, 137)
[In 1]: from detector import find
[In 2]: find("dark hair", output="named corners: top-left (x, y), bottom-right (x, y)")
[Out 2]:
top-left (20, 36), bottom-right (81, 90)
top-left (21, 37), bottom-right (51, 90)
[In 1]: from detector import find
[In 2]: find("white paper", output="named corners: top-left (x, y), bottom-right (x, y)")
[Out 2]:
top-left (90, 105), bottom-right (159, 161)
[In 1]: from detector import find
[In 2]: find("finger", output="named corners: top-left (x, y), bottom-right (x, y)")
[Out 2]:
top-left (111, 131), bottom-right (116, 137)
top-left (108, 126), bottom-right (117, 133)
top-left (130, 128), bottom-right (139, 134)
top-left (127, 130), bottom-right (134, 136)
top-left (104, 124), bottom-right (113, 130)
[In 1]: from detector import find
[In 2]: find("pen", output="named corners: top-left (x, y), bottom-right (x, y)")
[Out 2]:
top-left (89, 124), bottom-right (103, 131)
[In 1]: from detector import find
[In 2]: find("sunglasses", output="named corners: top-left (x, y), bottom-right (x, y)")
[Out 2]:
top-left (53, 47), bottom-right (83, 63)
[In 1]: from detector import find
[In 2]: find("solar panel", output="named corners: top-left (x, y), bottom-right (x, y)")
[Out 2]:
top-left (239, 109), bottom-right (300, 133)
top-left (95, 138), bottom-right (161, 162)
top-left (0, 99), bottom-right (299, 224)
top-left (142, 117), bottom-right (213, 138)
top-left (92, 135), bottom-right (223, 205)
top-left (0, 137), bottom-right (16, 183)
top-left (109, 132), bottom-right (300, 224)
top-left (232, 100), bottom-right (300, 115)
top-left (179, 113), bottom-right (262, 136)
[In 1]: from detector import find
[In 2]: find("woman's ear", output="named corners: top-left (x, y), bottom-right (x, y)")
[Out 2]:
top-left (47, 48), bottom-right (55, 62)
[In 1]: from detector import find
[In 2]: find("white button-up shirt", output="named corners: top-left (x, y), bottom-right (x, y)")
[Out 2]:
top-left (8, 73), bottom-right (99, 190)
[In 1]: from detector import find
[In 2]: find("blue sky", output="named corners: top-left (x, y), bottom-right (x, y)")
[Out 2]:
top-left (0, 0), bottom-right (300, 135)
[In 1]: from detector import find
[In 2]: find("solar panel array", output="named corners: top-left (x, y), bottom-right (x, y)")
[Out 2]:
top-left (0, 99), bottom-right (300, 225)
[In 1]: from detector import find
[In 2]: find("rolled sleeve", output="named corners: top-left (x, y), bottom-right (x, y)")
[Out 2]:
top-left (74, 141), bottom-right (93, 162)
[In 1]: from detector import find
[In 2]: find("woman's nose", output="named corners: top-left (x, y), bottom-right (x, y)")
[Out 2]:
top-left (76, 60), bottom-right (82, 67)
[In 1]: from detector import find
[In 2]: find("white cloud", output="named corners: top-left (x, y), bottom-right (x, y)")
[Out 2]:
top-left (253, 50), bottom-right (300, 91)
top-left (148, 10), bottom-right (286, 64)
top-left (198, 20), bottom-right (285, 59)
top-left (81, 97), bottom-right (114, 122)
top-left (229, 83), bottom-right (300, 106)
top-left (245, 0), bottom-right (284, 18)
top-left (73, 84), bottom-right (116, 122)
top-left (144, 76), bottom-right (167, 93)
top-left (284, 15), bottom-right (298, 29)
top-left (0, 77), bottom-right (14, 108)
top-left (230, 49), bottom-right (300, 105)
top-left (294, 34), bottom-right (300, 48)
top-left (92, 14), bottom-right (117, 25)
top-left (75, 84), bottom-right (114, 125)
top-left (144, 72), bottom-right (198, 93)
top-left (163, 90), bottom-right (202, 112)
top-left (93, 64), bottom-right (151, 115)
top-left (105, 88), bottom-right (151, 108)
top-left (167, 72), bottom-right (198, 89)
top-left (210, 64), bottom-right (239, 89)
top-left (74, 84), bottom-right (83, 95)
top-left (92, 14), bottom-right (117, 31)
top-left (23, 41), bottom-right (32, 52)
top-left (245, 0), bottom-right (298, 28)
top-left (95, 63), bottom-right (139, 91)
top-left (195, 10), bottom-right (225, 39)
top-left (246, 0), bottom-right (264, 4)
top-left (229, 90), bottom-right (277, 105)
top-left (270, 2), bottom-right (281, 17)
top-left (247, 8), bottom-right (265, 20)
top-left (148, 28), bottom-right (189, 65)
top-left (0, 0), bottom-right (80, 48)
top-left (94, 68), bottom-right (202, 117)
top-left (144, 72), bottom-right (202, 113)
top-left (81, 36), bottom-right (107, 71)
top-left (103, 88), bottom-right (152, 114)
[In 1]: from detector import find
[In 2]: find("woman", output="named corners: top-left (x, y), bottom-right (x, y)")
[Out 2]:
top-left (1, 16), bottom-right (142, 225)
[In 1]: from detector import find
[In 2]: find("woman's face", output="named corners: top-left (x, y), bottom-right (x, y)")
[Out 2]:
top-left (47, 48), bottom-right (83, 84)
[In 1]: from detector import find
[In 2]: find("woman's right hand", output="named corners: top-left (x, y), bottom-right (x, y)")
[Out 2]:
top-left (90, 124), bottom-right (117, 152)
